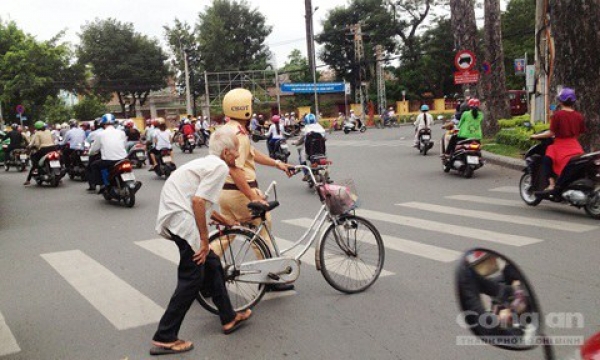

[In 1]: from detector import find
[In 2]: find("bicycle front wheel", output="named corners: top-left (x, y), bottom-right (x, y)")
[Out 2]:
top-left (196, 228), bottom-right (271, 315)
top-left (319, 215), bottom-right (385, 294)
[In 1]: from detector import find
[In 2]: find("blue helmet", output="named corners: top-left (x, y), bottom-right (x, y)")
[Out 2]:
top-left (101, 113), bottom-right (116, 125)
top-left (304, 113), bottom-right (316, 125)
top-left (420, 105), bottom-right (429, 112)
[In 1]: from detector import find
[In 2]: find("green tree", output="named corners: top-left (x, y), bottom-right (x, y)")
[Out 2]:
top-left (195, 0), bottom-right (272, 72)
top-left (501, 0), bottom-right (535, 90)
top-left (73, 95), bottom-right (107, 121)
top-left (77, 18), bottom-right (170, 117)
top-left (0, 20), bottom-right (84, 125)
top-left (164, 19), bottom-right (202, 105)
top-left (280, 49), bottom-right (313, 83)
top-left (40, 96), bottom-right (74, 125)
top-left (317, 0), bottom-right (396, 97)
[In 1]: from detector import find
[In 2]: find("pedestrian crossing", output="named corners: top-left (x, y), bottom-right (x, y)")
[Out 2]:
top-left (3, 185), bottom-right (598, 355)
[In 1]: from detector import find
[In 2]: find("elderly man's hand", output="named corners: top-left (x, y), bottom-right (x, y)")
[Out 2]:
top-left (193, 242), bottom-right (210, 265)
top-left (276, 161), bottom-right (294, 177)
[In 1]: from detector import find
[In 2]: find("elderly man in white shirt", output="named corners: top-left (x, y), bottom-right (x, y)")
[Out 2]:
top-left (150, 126), bottom-right (253, 356)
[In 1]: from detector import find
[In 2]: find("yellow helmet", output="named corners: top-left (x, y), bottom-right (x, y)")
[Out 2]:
top-left (223, 88), bottom-right (253, 121)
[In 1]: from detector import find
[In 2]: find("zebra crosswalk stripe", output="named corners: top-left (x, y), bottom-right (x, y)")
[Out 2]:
top-left (0, 310), bottom-right (20, 357)
top-left (396, 202), bottom-right (597, 232)
top-left (356, 209), bottom-right (543, 247)
top-left (446, 195), bottom-right (523, 208)
top-left (41, 250), bottom-right (164, 330)
top-left (282, 218), bottom-right (461, 263)
top-left (490, 186), bottom-right (519, 193)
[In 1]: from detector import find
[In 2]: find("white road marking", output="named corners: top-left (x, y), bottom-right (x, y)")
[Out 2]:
top-left (396, 202), bottom-right (597, 232)
top-left (355, 209), bottom-right (543, 247)
top-left (282, 218), bottom-right (461, 263)
top-left (0, 310), bottom-right (20, 356)
top-left (490, 186), bottom-right (519, 193)
top-left (41, 250), bottom-right (164, 330)
top-left (446, 194), bottom-right (523, 208)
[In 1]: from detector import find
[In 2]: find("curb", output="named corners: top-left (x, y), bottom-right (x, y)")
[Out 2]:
top-left (482, 150), bottom-right (525, 171)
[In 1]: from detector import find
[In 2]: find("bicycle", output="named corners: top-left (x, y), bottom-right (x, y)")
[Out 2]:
top-left (196, 165), bottom-right (385, 314)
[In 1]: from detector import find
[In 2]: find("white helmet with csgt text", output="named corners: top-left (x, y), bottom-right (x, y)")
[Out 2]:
top-left (223, 88), bottom-right (253, 121)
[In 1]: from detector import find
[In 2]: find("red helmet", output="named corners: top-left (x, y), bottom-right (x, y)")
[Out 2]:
top-left (468, 98), bottom-right (480, 108)
top-left (465, 250), bottom-right (491, 266)
top-left (271, 115), bottom-right (280, 124)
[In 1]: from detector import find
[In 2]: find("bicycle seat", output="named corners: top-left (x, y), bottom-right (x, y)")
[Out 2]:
top-left (247, 200), bottom-right (280, 215)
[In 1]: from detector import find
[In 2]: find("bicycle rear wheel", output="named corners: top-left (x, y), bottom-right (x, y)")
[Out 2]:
top-left (196, 228), bottom-right (271, 315)
top-left (319, 215), bottom-right (385, 294)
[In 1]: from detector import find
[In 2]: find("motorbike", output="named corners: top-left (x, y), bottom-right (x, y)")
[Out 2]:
top-left (31, 149), bottom-right (66, 187)
top-left (442, 135), bottom-right (484, 178)
top-left (377, 114), bottom-right (399, 128)
top-left (329, 118), bottom-right (343, 133)
top-left (181, 134), bottom-right (196, 153)
top-left (154, 149), bottom-right (177, 179)
top-left (519, 137), bottom-right (600, 219)
top-left (416, 128), bottom-right (434, 156)
top-left (128, 143), bottom-right (147, 168)
top-left (343, 120), bottom-right (367, 134)
top-left (269, 138), bottom-right (290, 163)
top-left (455, 247), bottom-right (600, 360)
top-left (196, 129), bottom-right (210, 147)
top-left (3, 146), bottom-right (29, 172)
top-left (100, 159), bottom-right (141, 208)
top-left (67, 147), bottom-right (90, 181)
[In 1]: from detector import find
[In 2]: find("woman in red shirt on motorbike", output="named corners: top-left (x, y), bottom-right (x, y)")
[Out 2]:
top-left (530, 87), bottom-right (587, 192)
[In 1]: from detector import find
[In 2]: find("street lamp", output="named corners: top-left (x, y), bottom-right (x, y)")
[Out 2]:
top-left (178, 36), bottom-right (193, 116)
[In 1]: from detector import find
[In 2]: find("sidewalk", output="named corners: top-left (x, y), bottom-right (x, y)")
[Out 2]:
top-left (482, 150), bottom-right (525, 171)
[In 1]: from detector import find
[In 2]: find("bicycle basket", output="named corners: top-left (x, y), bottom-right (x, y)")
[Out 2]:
top-left (319, 180), bottom-right (358, 216)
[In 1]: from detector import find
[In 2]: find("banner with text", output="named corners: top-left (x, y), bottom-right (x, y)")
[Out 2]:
top-left (280, 82), bottom-right (345, 94)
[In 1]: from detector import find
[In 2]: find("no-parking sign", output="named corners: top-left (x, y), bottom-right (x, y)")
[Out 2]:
top-left (454, 50), bottom-right (476, 71)
top-left (16, 104), bottom-right (24, 114)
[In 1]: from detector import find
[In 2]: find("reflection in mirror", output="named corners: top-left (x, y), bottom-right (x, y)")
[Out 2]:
top-left (456, 249), bottom-right (541, 351)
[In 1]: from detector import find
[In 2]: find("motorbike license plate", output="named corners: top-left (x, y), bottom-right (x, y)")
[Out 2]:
top-left (50, 160), bottom-right (61, 168)
top-left (163, 156), bottom-right (172, 163)
top-left (121, 172), bottom-right (136, 182)
top-left (280, 144), bottom-right (289, 149)
top-left (19, 154), bottom-right (28, 160)
top-left (80, 156), bottom-right (89, 162)
top-left (421, 135), bottom-right (430, 140)
top-left (136, 151), bottom-right (145, 159)
top-left (467, 155), bottom-right (479, 165)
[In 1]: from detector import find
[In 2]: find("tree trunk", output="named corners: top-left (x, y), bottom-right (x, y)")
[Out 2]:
top-left (550, 0), bottom-right (600, 151)
top-left (450, 0), bottom-right (480, 97)
top-left (482, 0), bottom-right (511, 135)
top-left (116, 92), bottom-right (126, 118)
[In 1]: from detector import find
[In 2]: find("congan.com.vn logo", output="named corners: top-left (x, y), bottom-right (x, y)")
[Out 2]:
top-left (456, 336), bottom-right (584, 347)
top-left (456, 311), bottom-right (585, 331)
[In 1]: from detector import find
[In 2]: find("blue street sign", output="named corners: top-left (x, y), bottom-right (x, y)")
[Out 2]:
top-left (280, 82), bottom-right (345, 94)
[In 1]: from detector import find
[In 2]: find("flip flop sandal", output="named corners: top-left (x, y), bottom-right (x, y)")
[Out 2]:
top-left (223, 310), bottom-right (253, 335)
top-left (149, 340), bottom-right (194, 356)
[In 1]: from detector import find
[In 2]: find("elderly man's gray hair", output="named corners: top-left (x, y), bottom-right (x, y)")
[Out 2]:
top-left (209, 126), bottom-right (237, 156)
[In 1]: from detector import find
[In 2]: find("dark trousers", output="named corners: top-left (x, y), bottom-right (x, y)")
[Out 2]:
top-left (90, 159), bottom-right (119, 187)
top-left (86, 153), bottom-right (101, 188)
top-left (63, 147), bottom-right (75, 169)
top-left (445, 135), bottom-right (466, 155)
top-left (27, 146), bottom-right (56, 181)
top-left (153, 234), bottom-right (236, 343)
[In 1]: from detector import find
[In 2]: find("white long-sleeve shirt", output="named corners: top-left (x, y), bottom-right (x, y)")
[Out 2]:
top-left (414, 113), bottom-right (434, 130)
top-left (89, 126), bottom-right (127, 160)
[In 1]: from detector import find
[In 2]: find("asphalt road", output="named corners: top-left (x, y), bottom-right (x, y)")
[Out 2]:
top-left (1, 126), bottom-right (598, 360)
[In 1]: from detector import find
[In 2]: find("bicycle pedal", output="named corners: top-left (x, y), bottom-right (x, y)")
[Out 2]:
top-left (267, 273), bottom-right (281, 281)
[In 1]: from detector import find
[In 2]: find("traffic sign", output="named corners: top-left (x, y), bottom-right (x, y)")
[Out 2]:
top-left (16, 105), bottom-right (24, 114)
top-left (454, 50), bottom-right (476, 71)
top-left (454, 70), bottom-right (480, 85)
top-left (514, 58), bottom-right (526, 75)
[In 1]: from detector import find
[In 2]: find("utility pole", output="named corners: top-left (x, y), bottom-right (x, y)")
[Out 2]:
top-left (351, 22), bottom-right (366, 121)
top-left (183, 49), bottom-right (192, 116)
top-left (375, 45), bottom-right (386, 116)
top-left (304, 0), bottom-right (315, 80)
top-left (534, 0), bottom-right (548, 123)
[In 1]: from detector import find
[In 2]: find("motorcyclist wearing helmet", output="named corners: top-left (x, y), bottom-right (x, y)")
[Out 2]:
top-left (149, 118), bottom-right (173, 171)
top-left (24, 121), bottom-right (56, 186)
top-left (413, 105), bottom-right (434, 147)
top-left (216, 88), bottom-right (294, 292)
top-left (250, 113), bottom-right (260, 133)
top-left (124, 120), bottom-right (141, 152)
top-left (2, 123), bottom-right (25, 162)
top-left (60, 119), bottom-right (86, 169)
top-left (445, 98), bottom-right (483, 157)
top-left (349, 109), bottom-right (363, 130)
top-left (294, 113), bottom-right (326, 181)
top-left (89, 113), bottom-right (127, 193)
top-left (265, 115), bottom-right (286, 157)
top-left (530, 87), bottom-right (587, 194)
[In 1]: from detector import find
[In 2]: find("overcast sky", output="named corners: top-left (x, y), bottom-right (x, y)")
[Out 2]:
top-left (1, 0), bottom-right (351, 67)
